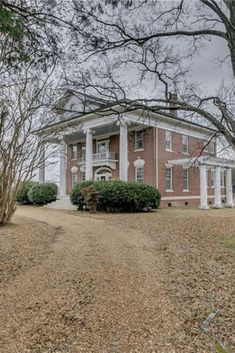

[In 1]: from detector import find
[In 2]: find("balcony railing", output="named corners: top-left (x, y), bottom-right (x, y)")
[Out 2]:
top-left (80, 152), bottom-right (116, 163)
top-left (93, 152), bottom-right (116, 161)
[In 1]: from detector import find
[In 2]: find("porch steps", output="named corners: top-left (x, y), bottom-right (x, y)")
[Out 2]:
top-left (44, 196), bottom-right (77, 211)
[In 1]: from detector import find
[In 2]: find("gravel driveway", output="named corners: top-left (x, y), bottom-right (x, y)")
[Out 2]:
top-left (0, 206), bottom-right (234, 353)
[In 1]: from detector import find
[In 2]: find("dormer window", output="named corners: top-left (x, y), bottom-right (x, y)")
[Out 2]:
top-left (165, 131), bottom-right (172, 151)
top-left (204, 140), bottom-right (215, 154)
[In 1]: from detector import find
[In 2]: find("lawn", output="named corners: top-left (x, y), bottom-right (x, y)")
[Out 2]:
top-left (0, 206), bottom-right (234, 353)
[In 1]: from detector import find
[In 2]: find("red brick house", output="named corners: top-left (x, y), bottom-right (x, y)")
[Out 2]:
top-left (38, 91), bottom-right (235, 209)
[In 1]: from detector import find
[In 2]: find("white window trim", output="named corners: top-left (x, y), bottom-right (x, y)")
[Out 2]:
top-left (135, 130), bottom-right (144, 151)
top-left (134, 148), bottom-right (144, 152)
top-left (182, 135), bottom-right (189, 155)
top-left (71, 172), bottom-right (78, 188)
top-left (165, 131), bottom-right (173, 152)
top-left (204, 140), bottom-right (216, 154)
top-left (183, 168), bottom-right (189, 192)
top-left (96, 139), bottom-right (110, 153)
top-left (135, 166), bottom-right (144, 183)
top-left (71, 144), bottom-right (77, 160)
top-left (166, 167), bottom-right (173, 192)
top-left (210, 169), bottom-right (215, 188)
top-left (221, 170), bottom-right (225, 188)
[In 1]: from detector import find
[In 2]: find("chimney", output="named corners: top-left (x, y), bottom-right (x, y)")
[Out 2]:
top-left (169, 92), bottom-right (177, 117)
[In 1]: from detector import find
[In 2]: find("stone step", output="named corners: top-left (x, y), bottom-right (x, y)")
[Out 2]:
top-left (44, 196), bottom-right (77, 211)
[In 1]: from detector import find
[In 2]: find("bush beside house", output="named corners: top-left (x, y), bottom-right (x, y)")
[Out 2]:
top-left (17, 182), bottom-right (58, 205)
top-left (17, 181), bottom-right (39, 204)
top-left (28, 183), bottom-right (58, 205)
top-left (70, 180), bottom-right (161, 212)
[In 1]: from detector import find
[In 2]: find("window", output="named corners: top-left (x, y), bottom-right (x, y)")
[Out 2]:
top-left (183, 169), bottom-right (189, 191)
top-left (136, 167), bottom-right (144, 183)
top-left (182, 135), bottom-right (189, 154)
top-left (97, 140), bottom-right (109, 154)
top-left (72, 172), bottom-right (78, 188)
top-left (221, 170), bottom-right (225, 187)
top-left (211, 169), bottom-right (215, 187)
top-left (204, 140), bottom-right (216, 154)
top-left (71, 145), bottom-right (77, 160)
top-left (165, 131), bottom-right (172, 151)
top-left (81, 143), bottom-right (86, 161)
top-left (166, 167), bottom-right (173, 191)
top-left (82, 172), bottom-right (86, 181)
top-left (135, 130), bottom-right (144, 150)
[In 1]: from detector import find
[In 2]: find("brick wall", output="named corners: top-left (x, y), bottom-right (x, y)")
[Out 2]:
top-left (157, 128), bottom-right (222, 206)
top-left (65, 126), bottom-right (222, 208)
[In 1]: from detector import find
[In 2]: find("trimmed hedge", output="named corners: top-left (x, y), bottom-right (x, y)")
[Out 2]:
top-left (28, 182), bottom-right (58, 205)
top-left (70, 180), bottom-right (161, 212)
top-left (70, 181), bottom-right (94, 209)
top-left (17, 181), bottom-right (38, 204)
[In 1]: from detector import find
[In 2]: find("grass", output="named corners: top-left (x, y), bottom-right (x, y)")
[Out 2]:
top-left (221, 238), bottom-right (235, 250)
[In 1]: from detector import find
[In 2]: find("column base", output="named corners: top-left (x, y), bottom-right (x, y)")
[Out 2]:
top-left (199, 205), bottom-right (209, 210)
top-left (213, 204), bottom-right (222, 209)
top-left (226, 204), bottom-right (234, 208)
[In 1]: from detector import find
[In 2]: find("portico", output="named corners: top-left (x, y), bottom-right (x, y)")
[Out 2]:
top-left (168, 156), bottom-right (235, 209)
top-left (51, 117), bottom-right (131, 193)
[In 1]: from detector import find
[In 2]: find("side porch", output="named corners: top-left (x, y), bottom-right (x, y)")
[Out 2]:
top-left (168, 156), bottom-right (235, 209)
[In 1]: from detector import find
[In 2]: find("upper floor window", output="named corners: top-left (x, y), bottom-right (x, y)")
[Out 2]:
top-left (183, 168), bottom-right (189, 191)
top-left (165, 131), bottom-right (172, 151)
top-left (97, 140), bottom-right (109, 154)
top-left (182, 135), bottom-right (189, 154)
top-left (166, 167), bottom-right (173, 191)
top-left (135, 167), bottom-right (144, 183)
top-left (135, 130), bottom-right (144, 150)
top-left (204, 140), bottom-right (215, 154)
top-left (71, 144), bottom-right (77, 160)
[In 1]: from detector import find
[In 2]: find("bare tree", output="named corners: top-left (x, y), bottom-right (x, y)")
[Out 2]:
top-left (63, 0), bottom-right (235, 149)
top-left (0, 63), bottom-right (60, 225)
top-left (0, 1), bottom-right (66, 225)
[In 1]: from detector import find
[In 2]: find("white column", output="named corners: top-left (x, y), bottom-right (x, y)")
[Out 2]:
top-left (226, 168), bottom-right (234, 207)
top-left (59, 142), bottom-right (67, 196)
top-left (39, 145), bottom-right (45, 183)
top-left (214, 166), bottom-right (222, 208)
top-left (84, 129), bottom-right (93, 180)
top-left (199, 165), bottom-right (209, 209)
top-left (119, 121), bottom-right (128, 181)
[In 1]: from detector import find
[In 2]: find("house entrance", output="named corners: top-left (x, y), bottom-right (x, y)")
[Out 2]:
top-left (95, 167), bottom-right (112, 181)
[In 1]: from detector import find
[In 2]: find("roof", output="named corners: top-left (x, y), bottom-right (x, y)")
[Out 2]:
top-left (34, 91), bottom-right (216, 134)
top-left (168, 156), bottom-right (235, 168)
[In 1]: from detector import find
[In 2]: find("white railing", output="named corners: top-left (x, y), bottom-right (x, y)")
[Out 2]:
top-left (80, 152), bottom-right (116, 162)
top-left (93, 152), bottom-right (116, 161)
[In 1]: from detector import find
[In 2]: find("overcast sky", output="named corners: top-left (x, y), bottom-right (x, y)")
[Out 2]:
top-left (44, 0), bottom-right (235, 182)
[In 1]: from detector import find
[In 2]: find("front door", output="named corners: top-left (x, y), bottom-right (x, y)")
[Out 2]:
top-left (95, 168), bottom-right (112, 181)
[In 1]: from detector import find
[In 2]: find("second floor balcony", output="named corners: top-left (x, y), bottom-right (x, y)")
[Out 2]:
top-left (79, 151), bottom-right (118, 169)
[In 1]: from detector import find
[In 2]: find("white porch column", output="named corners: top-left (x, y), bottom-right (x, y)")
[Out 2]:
top-left (226, 168), bottom-right (234, 207)
top-left (199, 164), bottom-right (209, 209)
top-left (214, 166), bottom-right (222, 208)
top-left (119, 121), bottom-right (128, 181)
top-left (84, 128), bottom-right (93, 180)
top-left (38, 145), bottom-right (45, 183)
top-left (59, 142), bottom-right (67, 197)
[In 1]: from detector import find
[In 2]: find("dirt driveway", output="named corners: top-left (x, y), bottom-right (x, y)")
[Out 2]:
top-left (0, 206), bottom-right (234, 353)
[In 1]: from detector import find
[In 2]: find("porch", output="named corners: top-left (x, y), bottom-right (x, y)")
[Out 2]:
top-left (168, 156), bottom-right (235, 209)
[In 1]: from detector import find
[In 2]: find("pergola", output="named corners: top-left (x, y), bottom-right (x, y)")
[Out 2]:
top-left (168, 156), bottom-right (235, 209)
